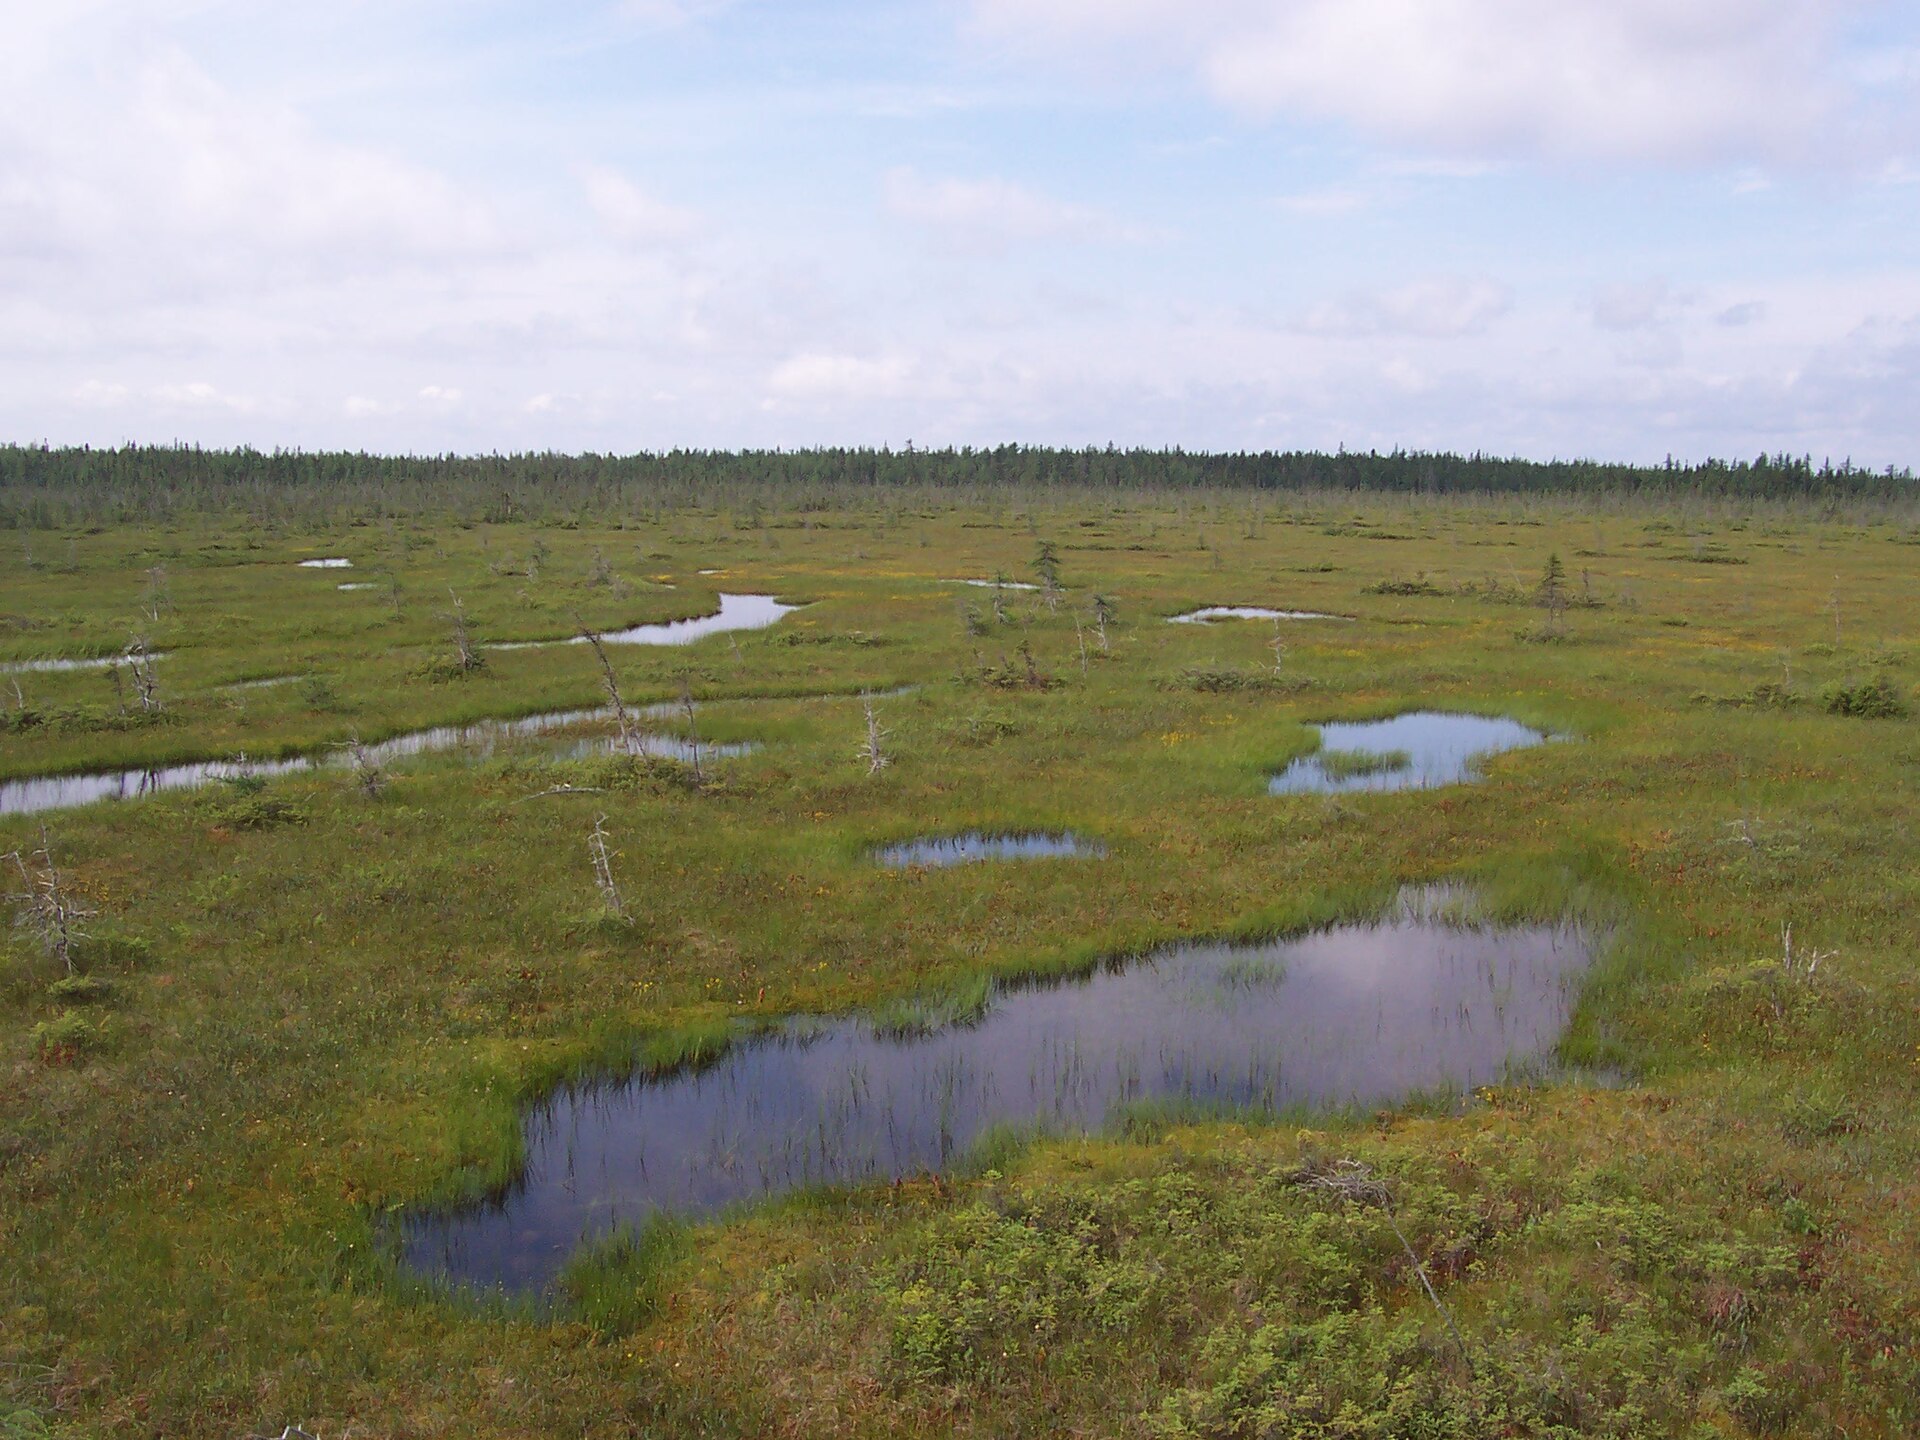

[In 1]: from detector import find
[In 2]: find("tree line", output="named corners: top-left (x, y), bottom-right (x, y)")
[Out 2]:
top-left (1, 442), bottom-right (1912, 526)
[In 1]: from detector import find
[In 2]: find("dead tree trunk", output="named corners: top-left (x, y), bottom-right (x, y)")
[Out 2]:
top-left (588, 814), bottom-right (628, 921)
top-left (578, 624), bottom-right (638, 756)
top-left (5, 827), bottom-right (95, 975)
top-left (679, 677), bottom-right (703, 785)
top-left (858, 690), bottom-right (891, 775)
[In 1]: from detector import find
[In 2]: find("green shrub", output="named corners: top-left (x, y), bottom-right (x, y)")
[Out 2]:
top-left (1363, 576), bottom-right (1446, 597)
top-left (46, 974), bottom-right (111, 1004)
top-left (215, 795), bottom-right (307, 830)
top-left (1822, 674), bottom-right (1908, 718)
top-left (30, 1010), bottom-right (96, 1060)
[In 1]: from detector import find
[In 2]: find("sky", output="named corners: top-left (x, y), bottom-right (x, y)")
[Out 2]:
top-left (3, 0), bottom-right (1919, 466)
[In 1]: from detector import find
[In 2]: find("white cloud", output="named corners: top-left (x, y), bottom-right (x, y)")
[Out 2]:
top-left (0, 45), bottom-right (503, 309)
top-left (1273, 186), bottom-right (1376, 218)
top-left (577, 163), bottom-right (702, 247)
top-left (153, 380), bottom-right (255, 412)
top-left (884, 166), bottom-right (1148, 251)
top-left (767, 352), bottom-right (918, 401)
top-left (1295, 277), bottom-right (1512, 339)
top-left (969, 0), bottom-right (1874, 167)
top-left (1591, 279), bottom-right (1687, 333)
top-left (71, 380), bottom-right (129, 408)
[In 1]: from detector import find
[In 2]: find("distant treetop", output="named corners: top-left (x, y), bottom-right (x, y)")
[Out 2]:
top-left (0, 442), bottom-right (1910, 525)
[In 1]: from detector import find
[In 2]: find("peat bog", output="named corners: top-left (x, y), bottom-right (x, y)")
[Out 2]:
top-left (5, 471), bottom-right (1919, 1438)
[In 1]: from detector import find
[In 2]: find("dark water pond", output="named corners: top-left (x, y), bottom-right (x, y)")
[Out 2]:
top-left (0, 706), bottom-right (741, 817)
top-left (1269, 712), bottom-right (1548, 796)
top-left (1168, 605), bottom-right (1346, 623)
top-left (401, 890), bottom-right (1597, 1293)
top-left (874, 832), bottom-right (1107, 867)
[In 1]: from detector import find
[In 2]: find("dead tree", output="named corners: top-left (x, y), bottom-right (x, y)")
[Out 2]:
top-left (578, 624), bottom-right (638, 756)
top-left (124, 639), bottom-right (162, 713)
top-left (446, 589), bottom-right (483, 673)
top-left (588, 814), bottom-right (628, 921)
top-left (140, 565), bottom-right (172, 624)
top-left (345, 734), bottom-right (387, 797)
top-left (679, 677), bottom-right (703, 785)
top-left (6, 827), bottom-right (95, 976)
top-left (1773, 922), bottom-right (1836, 1018)
top-left (858, 690), bottom-right (891, 775)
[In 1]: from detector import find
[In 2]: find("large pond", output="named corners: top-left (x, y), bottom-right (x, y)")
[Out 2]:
top-left (0, 706), bottom-right (739, 817)
top-left (401, 889), bottom-right (1598, 1293)
top-left (493, 593), bottom-right (801, 650)
top-left (1269, 711), bottom-right (1549, 796)
top-left (874, 832), bottom-right (1107, 867)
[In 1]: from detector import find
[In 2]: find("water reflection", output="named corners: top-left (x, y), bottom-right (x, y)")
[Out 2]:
top-left (402, 889), bottom-right (1597, 1293)
top-left (0, 706), bottom-right (740, 817)
top-left (874, 832), bottom-right (1106, 867)
top-left (491, 593), bottom-right (801, 651)
top-left (1269, 712), bottom-right (1548, 795)
top-left (1168, 606), bottom-right (1347, 623)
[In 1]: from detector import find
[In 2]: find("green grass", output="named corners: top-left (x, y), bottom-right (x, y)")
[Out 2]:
top-left (1313, 746), bottom-right (1412, 780)
top-left (2, 487), bottom-right (1919, 1436)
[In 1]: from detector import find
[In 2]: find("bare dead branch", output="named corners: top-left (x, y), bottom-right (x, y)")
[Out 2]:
top-left (858, 690), bottom-right (891, 775)
top-left (588, 813), bottom-right (629, 920)
top-left (5, 826), bottom-right (96, 976)
top-left (1294, 1157), bottom-right (1474, 1374)
top-left (577, 623), bottom-right (638, 756)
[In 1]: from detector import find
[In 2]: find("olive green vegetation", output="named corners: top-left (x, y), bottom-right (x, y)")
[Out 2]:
top-left (2, 487), bottom-right (1919, 1438)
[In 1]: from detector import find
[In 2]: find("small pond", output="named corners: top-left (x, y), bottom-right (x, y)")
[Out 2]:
top-left (1167, 606), bottom-right (1347, 623)
top-left (401, 888), bottom-right (1598, 1293)
top-left (0, 653), bottom-right (170, 675)
top-left (0, 705), bottom-right (744, 818)
top-left (874, 832), bottom-right (1107, 868)
top-left (224, 675), bottom-right (304, 690)
top-left (1269, 711), bottom-right (1548, 796)
top-left (492, 593), bottom-right (801, 651)
top-left (298, 558), bottom-right (353, 569)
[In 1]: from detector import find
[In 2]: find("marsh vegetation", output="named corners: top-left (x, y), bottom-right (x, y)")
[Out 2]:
top-left (2, 456), bottom-right (1918, 1437)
